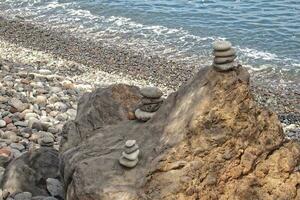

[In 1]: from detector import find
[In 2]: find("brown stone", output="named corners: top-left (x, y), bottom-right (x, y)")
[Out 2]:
top-left (127, 111), bottom-right (136, 120)
top-left (3, 117), bottom-right (12, 124)
top-left (0, 147), bottom-right (12, 166)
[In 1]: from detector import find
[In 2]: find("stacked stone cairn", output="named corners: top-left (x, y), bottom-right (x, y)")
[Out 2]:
top-left (119, 140), bottom-right (140, 168)
top-left (135, 87), bottom-right (163, 122)
top-left (38, 136), bottom-right (54, 147)
top-left (212, 40), bottom-right (238, 71)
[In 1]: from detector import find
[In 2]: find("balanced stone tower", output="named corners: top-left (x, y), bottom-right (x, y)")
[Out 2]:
top-left (212, 40), bottom-right (237, 71)
top-left (135, 86), bottom-right (163, 122)
top-left (119, 140), bottom-right (140, 168)
top-left (38, 137), bottom-right (54, 147)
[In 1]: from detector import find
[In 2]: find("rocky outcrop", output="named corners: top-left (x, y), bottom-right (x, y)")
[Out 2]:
top-left (60, 66), bottom-right (300, 200)
top-left (1, 147), bottom-right (59, 197)
top-left (60, 84), bottom-right (141, 152)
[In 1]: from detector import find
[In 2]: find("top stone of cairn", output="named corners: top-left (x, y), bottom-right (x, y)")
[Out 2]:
top-left (125, 140), bottom-right (136, 148)
top-left (140, 87), bottom-right (163, 99)
top-left (213, 40), bottom-right (232, 51)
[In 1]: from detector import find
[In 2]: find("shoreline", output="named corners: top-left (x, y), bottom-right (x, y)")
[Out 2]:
top-left (0, 16), bottom-right (299, 136)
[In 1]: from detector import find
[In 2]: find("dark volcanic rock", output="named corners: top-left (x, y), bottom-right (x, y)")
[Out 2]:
top-left (1, 147), bottom-right (60, 197)
top-left (60, 66), bottom-right (300, 200)
top-left (60, 84), bottom-right (141, 152)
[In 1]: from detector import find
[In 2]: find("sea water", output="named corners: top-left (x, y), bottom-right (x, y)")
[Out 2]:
top-left (0, 0), bottom-right (299, 79)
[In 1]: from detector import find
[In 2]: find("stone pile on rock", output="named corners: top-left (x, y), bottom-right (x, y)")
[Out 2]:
top-left (119, 140), bottom-right (139, 168)
top-left (135, 87), bottom-right (163, 122)
top-left (212, 40), bottom-right (237, 71)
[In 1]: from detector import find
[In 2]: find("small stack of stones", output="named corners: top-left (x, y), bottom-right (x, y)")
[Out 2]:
top-left (212, 40), bottom-right (237, 71)
top-left (38, 137), bottom-right (54, 147)
top-left (135, 87), bottom-right (163, 122)
top-left (119, 140), bottom-right (140, 168)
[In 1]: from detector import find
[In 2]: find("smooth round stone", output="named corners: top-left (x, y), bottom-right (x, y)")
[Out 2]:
top-left (213, 40), bottom-right (232, 51)
top-left (122, 149), bottom-right (140, 161)
top-left (141, 97), bottom-right (164, 105)
top-left (39, 137), bottom-right (54, 147)
top-left (46, 178), bottom-right (63, 199)
top-left (119, 156), bottom-right (138, 168)
top-left (135, 109), bottom-right (155, 122)
top-left (35, 95), bottom-right (47, 105)
top-left (140, 87), bottom-right (163, 99)
top-left (0, 120), bottom-right (6, 128)
top-left (213, 48), bottom-right (236, 57)
top-left (125, 144), bottom-right (139, 154)
top-left (125, 140), bottom-right (136, 148)
top-left (10, 143), bottom-right (25, 151)
top-left (214, 55), bottom-right (236, 64)
top-left (25, 113), bottom-right (39, 120)
top-left (213, 62), bottom-right (237, 71)
top-left (14, 192), bottom-right (32, 200)
top-left (140, 103), bottom-right (161, 112)
top-left (38, 69), bottom-right (52, 75)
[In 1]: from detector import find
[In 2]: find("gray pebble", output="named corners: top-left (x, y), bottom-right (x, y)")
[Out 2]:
top-left (46, 178), bottom-right (63, 198)
top-left (140, 87), bottom-right (163, 99)
top-left (14, 192), bottom-right (32, 200)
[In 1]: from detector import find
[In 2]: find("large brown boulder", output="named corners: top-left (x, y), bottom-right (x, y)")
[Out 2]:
top-left (60, 66), bottom-right (300, 200)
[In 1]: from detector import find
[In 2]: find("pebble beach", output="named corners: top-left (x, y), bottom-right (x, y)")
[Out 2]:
top-left (0, 15), bottom-right (299, 177)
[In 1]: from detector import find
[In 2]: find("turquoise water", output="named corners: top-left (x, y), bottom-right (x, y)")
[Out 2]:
top-left (0, 0), bottom-right (299, 74)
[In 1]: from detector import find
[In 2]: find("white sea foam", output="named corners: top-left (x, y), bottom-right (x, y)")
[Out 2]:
top-left (0, 0), bottom-right (298, 73)
top-left (238, 47), bottom-right (279, 61)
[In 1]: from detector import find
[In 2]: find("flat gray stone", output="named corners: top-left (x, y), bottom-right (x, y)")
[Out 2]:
top-left (213, 62), bottom-right (237, 71)
top-left (122, 149), bottom-right (140, 161)
top-left (14, 121), bottom-right (28, 127)
top-left (125, 144), bottom-right (139, 154)
top-left (31, 196), bottom-right (48, 200)
top-left (10, 143), bottom-right (25, 151)
top-left (214, 55), bottom-right (236, 64)
top-left (213, 48), bottom-right (236, 57)
top-left (119, 156), bottom-right (138, 168)
top-left (140, 103), bottom-right (161, 112)
top-left (39, 137), bottom-right (54, 147)
top-left (140, 87), bottom-right (163, 99)
top-left (213, 40), bottom-right (232, 51)
top-left (46, 178), bottom-right (63, 199)
top-left (14, 192), bottom-right (32, 200)
top-left (141, 97), bottom-right (164, 105)
top-left (135, 109), bottom-right (155, 122)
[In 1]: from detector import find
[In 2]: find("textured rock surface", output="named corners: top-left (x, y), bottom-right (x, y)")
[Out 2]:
top-left (60, 66), bottom-right (300, 200)
top-left (0, 147), bottom-right (60, 196)
top-left (60, 84), bottom-right (141, 152)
